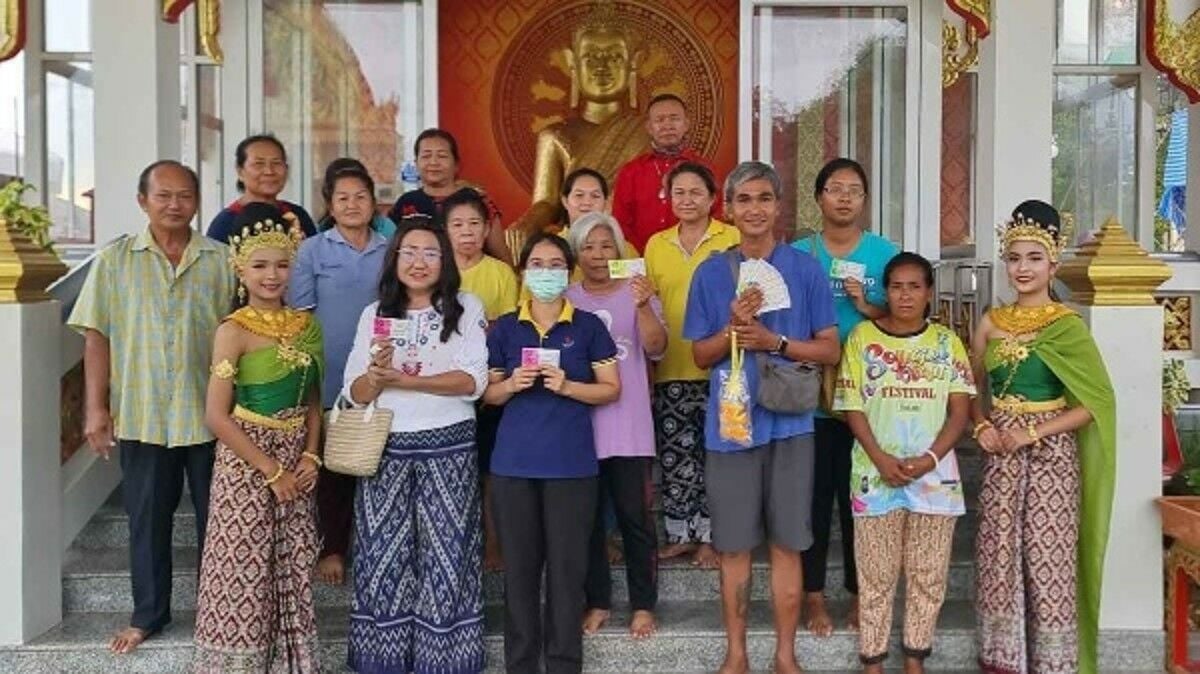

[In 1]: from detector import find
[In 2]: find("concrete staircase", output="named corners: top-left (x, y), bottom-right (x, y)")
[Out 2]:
top-left (0, 449), bottom-right (1159, 672)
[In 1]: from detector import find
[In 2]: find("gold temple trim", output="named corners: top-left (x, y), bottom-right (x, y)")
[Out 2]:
top-left (0, 218), bottom-right (67, 303)
top-left (1056, 218), bottom-right (1172, 307)
top-left (1147, 0), bottom-right (1200, 103)
top-left (0, 0), bottom-right (26, 63)
top-left (942, 21), bottom-right (980, 89)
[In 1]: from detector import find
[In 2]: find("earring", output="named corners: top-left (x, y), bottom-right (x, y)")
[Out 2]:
top-left (237, 284), bottom-right (246, 303)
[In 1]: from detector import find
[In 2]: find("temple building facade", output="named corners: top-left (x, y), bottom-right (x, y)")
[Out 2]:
top-left (0, 0), bottom-right (1193, 671)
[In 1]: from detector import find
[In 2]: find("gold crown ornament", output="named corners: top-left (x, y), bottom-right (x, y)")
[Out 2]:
top-left (996, 213), bottom-right (1069, 262)
top-left (229, 212), bottom-right (305, 269)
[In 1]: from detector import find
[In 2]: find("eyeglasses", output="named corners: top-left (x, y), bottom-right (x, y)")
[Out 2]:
top-left (823, 185), bottom-right (866, 199)
top-left (398, 247), bottom-right (443, 265)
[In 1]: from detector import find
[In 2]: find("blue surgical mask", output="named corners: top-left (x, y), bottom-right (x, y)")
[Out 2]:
top-left (524, 268), bottom-right (569, 302)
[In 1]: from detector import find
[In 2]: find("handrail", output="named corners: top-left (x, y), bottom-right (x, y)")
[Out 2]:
top-left (47, 235), bottom-right (128, 322)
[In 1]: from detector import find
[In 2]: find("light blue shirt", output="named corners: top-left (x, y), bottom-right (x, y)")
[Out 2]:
top-left (793, 231), bottom-right (899, 344)
top-left (288, 227), bottom-right (388, 407)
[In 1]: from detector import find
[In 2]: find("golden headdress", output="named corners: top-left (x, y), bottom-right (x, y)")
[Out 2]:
top-left (229, 209), bottom-right (305, 270)
top-left (996, 200), bottom-right (1070, 262)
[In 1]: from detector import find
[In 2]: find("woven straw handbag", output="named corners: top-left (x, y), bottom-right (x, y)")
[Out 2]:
top-left (323, 396), bottom-right (393, 477)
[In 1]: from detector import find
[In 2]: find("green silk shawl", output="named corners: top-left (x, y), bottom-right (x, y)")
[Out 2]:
top-left (985, 313), bottom-right (1116, 674)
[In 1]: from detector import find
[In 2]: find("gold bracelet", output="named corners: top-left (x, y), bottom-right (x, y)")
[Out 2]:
top-left (263, 463), bottom-right (284, 486)
top-left (301, 451), bottom-right (323, 467)
top-left (1026, 424), bottom-right (1040, 444)
top-left (972, 421), bottom-right (993, 439)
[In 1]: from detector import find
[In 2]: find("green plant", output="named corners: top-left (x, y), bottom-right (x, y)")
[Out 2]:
top-left (0, 180), bottom-right (55, 251)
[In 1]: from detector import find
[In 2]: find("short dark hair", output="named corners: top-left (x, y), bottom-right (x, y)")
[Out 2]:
top-left (378, 215), bottom-right (465, 343)
top-left (561, 167), bottom-right (610, 199)
top-left (666, 161), bottom-right (717, 196)
top-left (883, 251), bottom-right (934, 288)
top-left (517, 231), bottom-right (575, 271)
top-left (646, 93), bottom-right (687, 114)
top-left (813, 157), bottom-right (869, 199)
top-left (137, 160), bottom-right (199, 196)
top-left (320, 167), bottom-right (376, 228)
top-left (439, 187), bottom-right (489, 225)
top-left (414, 128), bottom-right (461, 163)
top-left (235, 134), bottom-right (288, 192)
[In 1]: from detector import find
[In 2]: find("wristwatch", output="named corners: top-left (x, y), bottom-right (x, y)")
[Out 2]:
top-left (775, 335), bottom-right (789, 355)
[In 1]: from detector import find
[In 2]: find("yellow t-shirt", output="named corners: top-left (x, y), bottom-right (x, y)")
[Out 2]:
top-left (460, 255), bottom-right (520, 321)
top-left (644, 219), bottom-right (741, 383)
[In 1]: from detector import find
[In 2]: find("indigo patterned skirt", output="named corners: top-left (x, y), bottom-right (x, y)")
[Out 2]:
top-left (347, 419), bottom-right (484, 674)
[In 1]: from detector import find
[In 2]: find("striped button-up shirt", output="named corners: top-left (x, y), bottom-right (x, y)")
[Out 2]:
top-left (68, 228), bottom-right (235, 447)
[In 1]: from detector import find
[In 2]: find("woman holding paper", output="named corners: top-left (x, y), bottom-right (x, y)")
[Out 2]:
top-left (565, 212), bottom-right (667, 640)
top-left (484, 232), bottom-right (621, 673)
top-left (342, 215), bottom-right (491, 674)
top-left (792, 157), bottom-right (899, 636)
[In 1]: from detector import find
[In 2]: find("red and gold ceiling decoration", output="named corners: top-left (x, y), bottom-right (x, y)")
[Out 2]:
top-left (942, 0), bottom-right (990, 88)
top-left (162, 0), bottom-right (223, 63)
top-left (0, 0), bottom-right (25, 63)
top-left (1148, 0), bottom-right (1200, 103)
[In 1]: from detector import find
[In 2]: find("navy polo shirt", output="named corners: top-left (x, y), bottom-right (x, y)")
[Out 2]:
top-left (206, 199), bottom-right (318, 244)
top-left (487, 301), bottom-right (618, 479)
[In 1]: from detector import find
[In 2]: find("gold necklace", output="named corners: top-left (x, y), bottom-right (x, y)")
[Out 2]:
top-left (988, 302), bottom-right (1073, 336)
top-left (229, 306), bottom-right (310, 341)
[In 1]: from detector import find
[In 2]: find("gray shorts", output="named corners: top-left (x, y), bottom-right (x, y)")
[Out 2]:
top-left (705, 434), bottom-right (815, 553)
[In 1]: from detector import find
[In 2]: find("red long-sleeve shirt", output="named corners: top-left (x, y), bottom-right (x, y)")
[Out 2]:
top-left (611, 149), bottom-right (715, 253)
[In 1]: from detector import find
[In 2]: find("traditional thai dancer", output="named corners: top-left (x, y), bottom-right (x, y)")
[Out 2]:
top-left (972, 200), bottom-right (1116, 674)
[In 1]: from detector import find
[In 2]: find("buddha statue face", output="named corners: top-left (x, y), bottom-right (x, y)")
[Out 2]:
top-left (574, 30), bottom-right (631, 102)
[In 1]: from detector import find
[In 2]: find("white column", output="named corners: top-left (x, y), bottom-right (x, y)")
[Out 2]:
top-left (1068, 303), bottom-right (1165, 639)
top-left (0, 302), bottom-right (63, 645)
top-left (91, 1), bottom-right (180, 244)
top-left (974, 0), bottom-right (1054, 301)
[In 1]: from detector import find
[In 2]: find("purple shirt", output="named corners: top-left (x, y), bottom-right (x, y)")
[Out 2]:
top-left (566, 281), bottom-right (663, 459)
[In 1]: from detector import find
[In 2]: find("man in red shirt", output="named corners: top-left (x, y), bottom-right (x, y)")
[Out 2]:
top-left (611, 94), bottom-right (715, 253)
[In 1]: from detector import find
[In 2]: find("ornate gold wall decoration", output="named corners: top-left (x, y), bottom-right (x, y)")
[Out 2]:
top-left (0, 218), bottom-right (67, 303)
top-left (162, 0), bottom-right (222, 64)
top-left (942, 21), bottom-right (979, 89)
top-left (946, 0), bottom-right (990, 37)
top-left (1057, 218), bottom-right (1173, 306)
top-left (1147, 0), bottom-right (1200, 103)
top-left (0, 0), bottom-right (25, 63)
top-left (1160, 295), bottom-right (1193, 351)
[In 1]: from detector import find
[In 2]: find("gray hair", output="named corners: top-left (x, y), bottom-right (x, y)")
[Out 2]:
top-left (566, 212), bottom-right (629, 258)
top-left (723, 161), bottom-right (782, 203)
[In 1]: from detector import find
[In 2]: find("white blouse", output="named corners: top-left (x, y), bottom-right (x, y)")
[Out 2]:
top-left (342, 293), bottom-right (489, 433)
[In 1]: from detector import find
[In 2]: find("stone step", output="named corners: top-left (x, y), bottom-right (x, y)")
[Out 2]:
top-left (62, 532), bottom-right (978, 614)
top-left (70, 451), bottom-right (985, 551)
top-left (3, 600), bottom-right (985, 672)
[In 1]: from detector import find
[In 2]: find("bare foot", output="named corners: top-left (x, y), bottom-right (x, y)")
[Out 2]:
top-left (315, 554), bottom-right (345, 585)
top-left (659, 542), bottom-right (697, 560)
top-left (109, 626), bottom-right (148, 654)
top-left (629, 609), bottom-right (657, 640)
top-left (847, 595), bottom-right (860, 632)
top-left (484, 544), bottom-right (504, 572)
top-left (716, 651), bottom-right (750, 674)
top-left (903, 656), bottom-right (925, 674)
top-left (582, 608), bottom-right (610, 635)
top-left (804, 592), bottom-right (834, 637)
top-left (692, 543), bottom-right (720, 569)
top-left (863, 663), bottom-right (885, 674)
top-left (774, 653), bottom-right (804, 674)
top-left (607, 535), bottom-right (624, 565)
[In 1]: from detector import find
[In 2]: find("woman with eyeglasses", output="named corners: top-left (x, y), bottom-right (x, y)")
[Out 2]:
top-left (792, 157), bottom-right (899, 637)
top-left (206, 134), bottom-right (318, 244)
top-left (484, 232), bottom-right (620, 674)
top-left (342, 215), bottom-right (490, 673)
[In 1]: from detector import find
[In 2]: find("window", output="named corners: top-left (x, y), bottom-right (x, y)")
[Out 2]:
top-left (41, 0), bottom-right (95, 244)
top-left (746, 5), bottom-right (909, 243)
top-left (0, 54), bottom-right (24, 180)
top-left (261, 0), bottom-right (427, 212)
top-left (179, 6), bottom-right (224, 230)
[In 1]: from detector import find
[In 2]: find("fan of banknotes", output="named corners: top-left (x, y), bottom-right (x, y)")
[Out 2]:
top-left (738, 259), bottom-right (791, 314)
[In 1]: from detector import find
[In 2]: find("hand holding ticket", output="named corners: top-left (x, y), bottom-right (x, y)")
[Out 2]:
top-left (521, 347), bottom-right (561, 369)
top-left (608, 258), bottom-right (646, 279)
top-left (372, 317), bottom-right (412, 343)
top-left (830, 258), bottom-right (867, 283)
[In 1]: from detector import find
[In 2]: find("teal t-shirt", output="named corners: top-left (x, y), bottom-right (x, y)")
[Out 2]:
top-left (793, 231), bottom-right (899, 344)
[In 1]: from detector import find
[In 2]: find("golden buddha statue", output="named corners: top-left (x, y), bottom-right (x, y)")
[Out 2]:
top-left (509, 3), bottom-right (650, 250)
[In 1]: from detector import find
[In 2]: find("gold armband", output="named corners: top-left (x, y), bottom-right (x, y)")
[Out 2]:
top-left (301, 451), bottom-right (323, 467)
top-left (211, 359), bottom-right (237, 380)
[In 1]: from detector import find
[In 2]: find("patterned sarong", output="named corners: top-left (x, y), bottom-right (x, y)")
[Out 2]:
top-left (347, 420), bottom-right (484, 674)
top-left (976, 409), bottom-right (1080, 674)
top-left (653, 380), bottom-right (711, 544)
top-left (193, 407), bottom-right (321, 673)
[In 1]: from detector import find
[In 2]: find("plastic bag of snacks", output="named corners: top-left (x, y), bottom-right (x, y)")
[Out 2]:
top-left (718, 333), bottom-right (753, 447)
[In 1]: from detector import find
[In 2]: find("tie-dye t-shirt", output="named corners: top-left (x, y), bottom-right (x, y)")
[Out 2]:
top-left (834, 320), bottom-right (975, 517)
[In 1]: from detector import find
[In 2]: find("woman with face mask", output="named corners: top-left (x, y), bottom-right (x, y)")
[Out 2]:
top-left (483, 232), bottom-right (621, 674)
